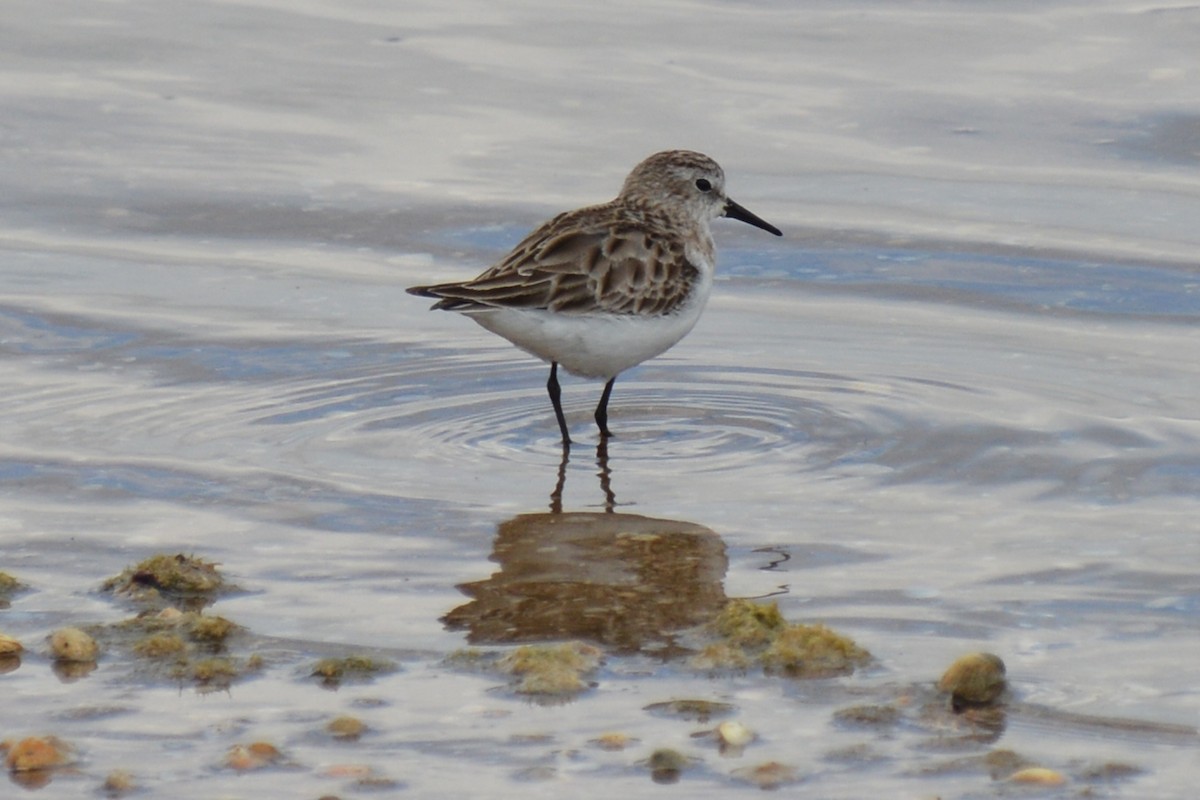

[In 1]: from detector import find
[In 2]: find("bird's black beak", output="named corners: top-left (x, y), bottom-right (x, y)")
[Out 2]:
top-left (723, 198), bottom-right (782, 236)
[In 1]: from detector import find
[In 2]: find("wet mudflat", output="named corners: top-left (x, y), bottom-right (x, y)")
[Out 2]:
top-left (3, 1), bottom-right (1199, 797)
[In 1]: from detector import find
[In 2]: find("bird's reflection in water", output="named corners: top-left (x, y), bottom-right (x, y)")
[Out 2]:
top-left (551, 440), bottom-right (614, 514)
top-left (443, 442), bottom-right (728, 655)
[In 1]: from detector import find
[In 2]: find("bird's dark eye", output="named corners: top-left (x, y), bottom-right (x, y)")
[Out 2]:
top-left (695, 178), bottom-right (712, 192)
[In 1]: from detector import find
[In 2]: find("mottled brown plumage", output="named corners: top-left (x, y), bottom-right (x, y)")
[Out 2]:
top-left (416, 203), bottom-right (701, 317)
top-left (408, 150), bottom-right (781, 444)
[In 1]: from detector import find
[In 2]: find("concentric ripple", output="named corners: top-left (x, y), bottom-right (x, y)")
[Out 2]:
top-left (7, 292), bottom-right (1198, 503)
top-left (327, 354), bottom-right (886, 473)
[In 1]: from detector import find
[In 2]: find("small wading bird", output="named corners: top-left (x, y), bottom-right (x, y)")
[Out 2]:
top-left (407, 150), bottom-right (781, 445)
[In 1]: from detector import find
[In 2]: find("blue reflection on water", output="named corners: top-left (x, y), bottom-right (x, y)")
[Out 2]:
top-left (434, 224), bottom-right (1199, 318)
top-left (723, 246), bottom-right (1199, 318)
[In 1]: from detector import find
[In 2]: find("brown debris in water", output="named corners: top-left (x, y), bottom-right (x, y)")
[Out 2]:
top-left (1079, 760), bottom-right (1143, 782)
top-left (916, 747), bottom-right (1034, 780)
top-left (320, 762), bottom-right (402, 789)
top-left (984, 748), bottom-right (1032, 778)
top-left (643, 698), bottom-right (736, 723)
top-left (833, 704), bottom-right (902, 729)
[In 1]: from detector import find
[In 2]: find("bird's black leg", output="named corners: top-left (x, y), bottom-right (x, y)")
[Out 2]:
top-left (594, 376), bottom-right (616, 439)
top-left (548, 362), bottom-right (571, 445)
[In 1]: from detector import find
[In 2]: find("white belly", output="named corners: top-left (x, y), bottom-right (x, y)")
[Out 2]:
top-left (467, 300), bottom-right (707, 380)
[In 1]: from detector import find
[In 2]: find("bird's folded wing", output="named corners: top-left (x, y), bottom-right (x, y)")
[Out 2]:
top-left (424, 220), bottom-right (698, 316)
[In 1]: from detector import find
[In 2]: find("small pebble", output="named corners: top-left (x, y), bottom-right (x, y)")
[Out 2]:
top-left (937, 652), bottom-right (1006, 705)
top-left (224, 741), bottom-right (282, 771)
top-left (321, 763), bottom-right (373, 779)
top-left (647, 748), bottom-right (688, 783)
top-left (717, 720), bottom-right (755, 748)
top-left (102, 769), bottom-right (136, 796)
top-left (713, 719), bottom-right (756, 755)
top-left (591, 732), bottom-right (636, 751)
top-left (0, 632), bottom-right (22, 655)
top-left (731, 760), bottom-right (800, 789)
top-left (5, 736), bottom-right (71, 772)
top-left (48, 627), bottom-right (99, 662)
top-left (1009, 767), bottom-right (1066, 785)
top-left (327, 716), bottom-right (367, 740)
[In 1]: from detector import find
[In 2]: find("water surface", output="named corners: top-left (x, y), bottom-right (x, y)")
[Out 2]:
top-left (2, 1), bottom-right (1198, 797)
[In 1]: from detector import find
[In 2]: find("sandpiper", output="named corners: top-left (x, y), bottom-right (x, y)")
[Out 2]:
top-left (408, 150), bottom-right (781, 444)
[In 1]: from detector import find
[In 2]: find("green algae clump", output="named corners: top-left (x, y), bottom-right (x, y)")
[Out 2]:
top-left (186, 614), bottom-right (238, 644)
top-left (497, 641), bottom-right (602, 696)
top-left (761, 621), bottom-right (870, 678)
top-left (98, 605), bottom-right (254, 691)
top-left (102, 553), bottom-right (228, 607)
top-left (694, 599), bottom-right (869, 678)
top-left (442, 648), bottom-right (493, 669)
top-left (132, 632), bottom-right (187, 659)
top-left (0, 572), bottom-right (23, 598)
top-left (690, 641), bottom-right (751, 671)
top-left (311, 655), bottom-right (396, 686)
top-left (443, 645), bottom-right (601, 698)
top-left (180, 657), bottom-right (239, 688)
top-left (712, 598), bottom-right (786, 648)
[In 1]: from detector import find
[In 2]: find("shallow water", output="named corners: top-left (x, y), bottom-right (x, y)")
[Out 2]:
top-left (3, 1), bottom-right (1200, 797)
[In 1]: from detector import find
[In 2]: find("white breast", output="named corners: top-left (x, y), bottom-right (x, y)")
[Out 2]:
top-left (467, 275), bottom-right (713, 380)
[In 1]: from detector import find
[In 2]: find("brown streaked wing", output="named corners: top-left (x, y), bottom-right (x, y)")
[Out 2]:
top-left (588, 229), bottom-right (699, 315)
top-left (423, 207), bottom-right (699, 316)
